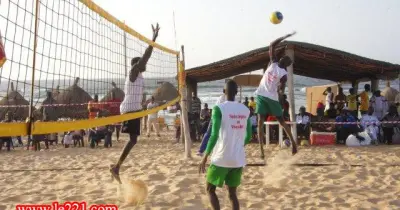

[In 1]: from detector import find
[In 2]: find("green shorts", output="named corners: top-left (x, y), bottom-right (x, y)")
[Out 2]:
top-left (255, 95), bottom-right (283, 117)
top-left (206, 164), bottom-right (243, 188)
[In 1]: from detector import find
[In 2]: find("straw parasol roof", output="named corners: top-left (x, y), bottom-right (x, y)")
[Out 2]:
top-left (0, 82), bottom-right (31, 120)
top-left (38, 91), bottom-right (58, 121)
top-left (381, 80), bottom-right (399, 105)
top-left (101, 81), bottom-right (125, 101)
top-left (54, 77), bottom-right (93, 119)
top-left (152, 82), bottom-right (179, 102)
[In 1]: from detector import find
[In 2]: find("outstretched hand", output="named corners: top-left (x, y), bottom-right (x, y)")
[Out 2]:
top-left (152, 23), bottom-right (160, 42)
top-left (286, 31), bottom-right (296, 38)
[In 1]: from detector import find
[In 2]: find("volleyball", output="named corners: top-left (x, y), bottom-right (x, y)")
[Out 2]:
top-left (270, 11), bottom-right (283, 24)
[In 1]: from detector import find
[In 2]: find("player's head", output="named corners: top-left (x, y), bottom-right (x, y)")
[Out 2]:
top-left (326, 87), bottom-right (332, 93)
top-left (299, 106), bottom-right (306, 114)
top-left (204, 103), bottom-right (208, 109)
top-left (151, 96), bottom-right (155, 102)
top-left (225, 79), bottom-right (238, 101)
top-left (365, 84), bottom-right (371, 92)
top-left (349, 88), bottom-right (355, 95)
top-left (94, 94), bottom-right (99, 102)
top-left (131, 57), bottom-right (146, 72)
top-left (278, 55), bottom-right (292, 68)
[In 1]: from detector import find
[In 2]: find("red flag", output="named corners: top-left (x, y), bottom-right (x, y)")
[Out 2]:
top-left (0, 30), bottom-right (6, 68)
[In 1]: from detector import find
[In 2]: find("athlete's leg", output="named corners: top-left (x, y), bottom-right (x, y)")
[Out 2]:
top-left (207, 183), bottom-right (220, 210)
top-left (257, 114), bottom-right (266, 159)
top-left (227, 186), bottom-right (239, 210)
top-left (110, 133), bottom-right (137, 184)
top-left (276, 116), bottom-right (297, 155)
top-left (116, 125), bottom-right (121, 141)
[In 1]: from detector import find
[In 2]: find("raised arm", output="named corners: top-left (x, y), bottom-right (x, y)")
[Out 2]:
top-left (269, 32), bottom-right (296, 62)
top-left (129, 23), bottom-right (160, 81)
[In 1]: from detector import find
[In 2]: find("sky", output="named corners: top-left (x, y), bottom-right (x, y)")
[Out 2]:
top-left (93, 0), bottom-right (400, 69)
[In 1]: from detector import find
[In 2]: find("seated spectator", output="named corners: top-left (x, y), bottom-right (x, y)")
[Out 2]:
top-left (200, 103), bottom-right (211, 134)
top-left (89, 112), bottom-right (114, 148)
top-left (360, 106), bottom-right (380, 142)
top-left (325, 103), bottom-right (339, 119)
top-left (381, 105), bottom-right (400, 145)
top-left (296, 106), bottom-right (311, 141)
top-left (335, 108), bottom-right (359, 144)
top-left (311, 115), bottom-right (334, 132)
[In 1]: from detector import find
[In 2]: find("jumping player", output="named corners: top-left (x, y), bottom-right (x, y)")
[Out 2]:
top-left (255, 32), bottom-right (298, 157)
top-left (110, 23), bottom-right (160, 184)
top-left (199, 79), bottom-right (252, 210)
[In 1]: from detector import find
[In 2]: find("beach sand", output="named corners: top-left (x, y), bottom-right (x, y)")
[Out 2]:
top-left (0, 131), bottom-right (399, 210)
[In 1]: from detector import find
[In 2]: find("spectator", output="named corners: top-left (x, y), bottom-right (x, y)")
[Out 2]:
top-left (325, 103), bottom-right (338, 119)
top-left (175, 114), bottom-right (181, 142)
top-left (347, 88), bottom-right (358, 119)
top-left (200, 103), bottom-right (211, 121)
top-left (358, 84), bottom-right (371, 115)
top-left (146, 96), bottom-right (160, 137)
top-left (296, 106), bottom-right (311, 141)
top-left (200, 103), bottom-right (211, 134)
top-left (0, 112), bottom-right (13, 151)
top-left (335, 87), bottom-right (347, 111)
top-left (316, 101), bottom-right (325, 117)
top-left (89, 112), bottom-right (113, 148)
top-left (381, 105), bottom-right (400, 145)
top-left (243, 97), bottom-right (249, 108)
top-left (249, 110), bottom-right (258, 141)
top-left (282, 94), bottom-right (290, 120)
top-left (248, 96), bottom-right (256, 111)
top-left (216, 89), bottom-right (226, 104)
top-left (88, 94), bottom-right (103, 119)
top-left (106, 91), bottom-right (122, 141)
top-left (323, 87), bottom-right (334, 111)
top-left (191, 92), bottom-right (202, 140)
top-left (335, 108), bottom-right (358, 144)
top-left (360, 106), bottom-right (380, 142)
top-left (370, 90), bottom-right (388, 120)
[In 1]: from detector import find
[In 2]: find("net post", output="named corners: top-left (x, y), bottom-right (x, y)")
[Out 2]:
top-left (28, 0), bottom-right (41, 136)
top-left (123, 21), bottom-right (128, 77)
top-left (179, 45), bottom-right (191, 159)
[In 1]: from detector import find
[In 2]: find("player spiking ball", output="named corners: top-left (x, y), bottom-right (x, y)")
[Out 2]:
top-left (255, 32), bottom-right (298, 157)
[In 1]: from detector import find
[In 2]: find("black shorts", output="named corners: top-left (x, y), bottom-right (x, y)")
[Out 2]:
top-left (122, 118), bottom-right (141, 136)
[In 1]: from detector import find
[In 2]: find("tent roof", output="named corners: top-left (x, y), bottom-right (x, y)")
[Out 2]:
top-left (186, 41), bottom-right (400, 83)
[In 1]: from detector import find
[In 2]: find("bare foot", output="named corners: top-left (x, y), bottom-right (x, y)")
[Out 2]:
top-left (109, 164), bottom-right (122, 184)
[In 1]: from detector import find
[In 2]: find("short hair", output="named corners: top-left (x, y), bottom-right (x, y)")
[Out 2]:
top-left (131, 57), bottom-right (141, 66)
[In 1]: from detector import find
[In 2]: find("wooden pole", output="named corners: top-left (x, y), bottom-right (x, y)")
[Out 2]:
top-left (180, 45), bottom-right (192, 158)
top-left (371, 79), bottom-right (379, 92)
top-left (285, 47), bottom-right (297, 143)
top-left (28, 0), bottom-right (40, 141)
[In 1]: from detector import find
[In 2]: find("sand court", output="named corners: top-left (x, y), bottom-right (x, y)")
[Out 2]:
top-left (0, 131), bottom-right (399, 209)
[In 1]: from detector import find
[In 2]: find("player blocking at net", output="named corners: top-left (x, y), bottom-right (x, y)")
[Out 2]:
top-left (256, 32), bottom-right (298, 157)
top-left (110, 23), bottom-right (160, 184)
top-left (199, 79), bottom-right (252, 210)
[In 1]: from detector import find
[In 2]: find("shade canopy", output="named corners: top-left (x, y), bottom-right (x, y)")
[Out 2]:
top-left (186, 41), bottom-right (400, 83)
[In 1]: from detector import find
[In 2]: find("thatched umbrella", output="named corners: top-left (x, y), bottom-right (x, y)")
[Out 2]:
top-left (381, 80), bottom-right (398, 105)
top-left (0, 82), bottom-right (30, 120)
top-left (152, 82), bottom-right (179, 102)
top-left (101, 81), bottom-right (125, 101)
top-left (38, 91), bottom-right (58, 121)
top-left (54, 77), bottom-right (93, 119)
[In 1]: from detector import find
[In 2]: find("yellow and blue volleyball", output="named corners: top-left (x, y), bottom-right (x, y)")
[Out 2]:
top-left (270, 11), bottom-right (283, 24)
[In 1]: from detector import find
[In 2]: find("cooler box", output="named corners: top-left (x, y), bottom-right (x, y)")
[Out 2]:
top-left (310, 132), bottom-right (336, 145)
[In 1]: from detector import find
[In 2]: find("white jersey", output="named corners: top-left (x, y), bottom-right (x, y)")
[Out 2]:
top-left (211, 101), bottom-right (250, 168)
top-left (120, 73), bottom-right (144, 114)
top-left (255, 62), bottom-right (287, 101)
